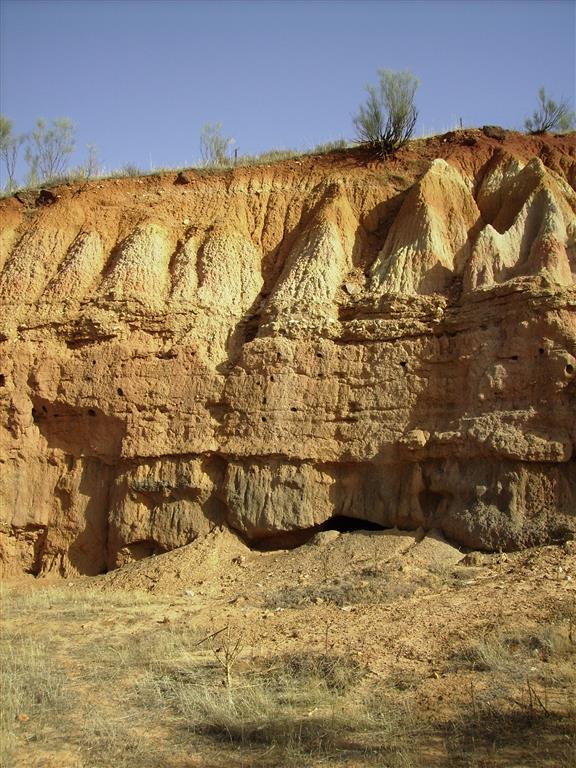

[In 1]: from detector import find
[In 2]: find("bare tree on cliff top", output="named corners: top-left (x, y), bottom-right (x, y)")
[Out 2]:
top-left (0, 116), bottom-right (25, 192)
top-left (25, 117), bottom-right (75, 185)
top-left (200, 122), bottom-right (234, 167)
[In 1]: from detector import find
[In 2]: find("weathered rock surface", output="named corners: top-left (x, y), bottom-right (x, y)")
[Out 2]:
top-left (1, 131), bottom-right (575, 576)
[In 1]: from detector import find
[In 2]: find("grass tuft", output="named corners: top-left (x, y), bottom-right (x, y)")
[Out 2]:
top-left (142, 658), bottom-right (417, 763)
top-left (0, 630), bottom-right (70, 765)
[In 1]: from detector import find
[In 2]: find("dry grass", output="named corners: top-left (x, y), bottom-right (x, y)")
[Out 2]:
top-left (458, 621), bottom-right (576, 686)
top-left (133, 624), bottom-right (417, 763)
top-left (140, 652), bottom-right (418, 765)
top-left (443, 604), bottom-right (576, 766)
top-left (1, 583), bottom-right (154, 616)
top-left (264, 569), bottom-right (418, 609)
top-left (78, 709), bottom-right (162, 768)
top-left (444, 707), bottom-right (576, 768)
top-left (1, 575), bottom-right (575, 767)
top-left (0, 584), bottom-right (169, 767)
top-left (0, 630), bottom-right (70, 766)
top-left (1, 138), bottom-right (352, 198)
top-left (268, 650), bottom-right (367, 693)
top-left (0, 583), bottom-right (420, 767)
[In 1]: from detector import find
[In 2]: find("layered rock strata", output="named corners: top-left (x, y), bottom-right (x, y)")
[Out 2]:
top-left (1, 130), bottom-right (575, 576)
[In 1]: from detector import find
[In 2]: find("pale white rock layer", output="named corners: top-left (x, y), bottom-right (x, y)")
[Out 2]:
top-left (42, 231), bottom-right (105, 303)
top-left (98, 223), bottom-right (172, 309)
top-left (465, 158), bottom-right (576, 290)
top-left (370, 159), bottom-right (480, 295)
top-left (267, 189), bottom-right (356, 317)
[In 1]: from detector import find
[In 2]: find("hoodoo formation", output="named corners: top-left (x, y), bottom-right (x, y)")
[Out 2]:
top-left (1, 130), bottom-right (575, 577)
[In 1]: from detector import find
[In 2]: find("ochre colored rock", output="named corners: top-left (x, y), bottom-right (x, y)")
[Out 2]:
top-left (1, 131), bottom-right (575, 577)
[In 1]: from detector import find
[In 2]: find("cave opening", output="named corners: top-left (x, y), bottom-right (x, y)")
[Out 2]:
top-left (322, 515), bottom-right (386, 533)
top-left (250, 515), bottom-right (387, 551)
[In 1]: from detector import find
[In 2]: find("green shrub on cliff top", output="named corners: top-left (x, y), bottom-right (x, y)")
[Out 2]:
top-left (354, 69), bottom-right (419, 155)
top-left (524, 87), bottom-right (575, 134)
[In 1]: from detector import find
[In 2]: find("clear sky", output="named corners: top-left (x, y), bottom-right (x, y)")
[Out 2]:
top-left (0, 0), bottom-right (574, 181)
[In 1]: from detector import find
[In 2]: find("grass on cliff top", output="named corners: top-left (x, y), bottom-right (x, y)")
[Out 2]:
top-left (0, 139), bottom-right (351, 199)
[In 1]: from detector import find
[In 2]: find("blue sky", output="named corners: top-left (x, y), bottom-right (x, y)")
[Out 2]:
top-left (0, 0), bottom-right (574, 182)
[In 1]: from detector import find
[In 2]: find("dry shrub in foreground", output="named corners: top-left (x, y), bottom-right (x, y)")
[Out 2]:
top-left (140, 648), bottom-right (419, 765)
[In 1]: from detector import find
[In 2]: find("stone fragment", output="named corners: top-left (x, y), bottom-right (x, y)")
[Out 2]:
top-left (482, 125), bottom-right (507, 140)
top-left (36, 189), bottom-right (59, 206)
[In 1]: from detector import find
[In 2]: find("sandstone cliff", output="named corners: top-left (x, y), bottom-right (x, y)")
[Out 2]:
top-left (1, 130), bottom-right (575, 577)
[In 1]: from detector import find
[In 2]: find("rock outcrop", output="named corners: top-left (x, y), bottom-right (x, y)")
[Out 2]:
top-left (1, 130), bottom-right (575, 576)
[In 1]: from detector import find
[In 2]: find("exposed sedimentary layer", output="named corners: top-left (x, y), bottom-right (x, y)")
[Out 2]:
top-left (1, 130), bottom-right (575, 576)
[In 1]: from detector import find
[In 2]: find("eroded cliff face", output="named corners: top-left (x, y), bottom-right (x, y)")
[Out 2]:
top-left (1, 130), bottom-right (575, 576)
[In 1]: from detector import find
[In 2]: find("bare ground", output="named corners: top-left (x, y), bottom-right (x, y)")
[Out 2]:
top-left (2, 528), bottom-right (575, 767)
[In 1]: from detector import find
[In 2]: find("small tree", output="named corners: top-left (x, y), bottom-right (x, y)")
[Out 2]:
top-left (70, 144), bottom-right (99, 180)
top-left (80, 144), bottom-right (99, 179)
top-left (200, 122), bottom-right (234, 166)
top-left (0, 116), bottom-right (25, 192)
top-left (354, 70), bottom-right (419, 155)
top-left (25, 117), bottom-right (75, 185)
top-left (524, 88), bottom-right (575, 134)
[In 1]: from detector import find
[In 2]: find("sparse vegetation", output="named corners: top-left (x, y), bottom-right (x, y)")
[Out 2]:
top-left (262, 538), bottom-right (458, 611)
top-left (200, 121), bottom-right (234, 167)
top-left (0, 630), bottom-right (70, 765)
top-left (264, 568), bottom-right (418, 608)
top-left (354, 69), bottom-right (419, 155)
top-left (1, 540), bottom-right (575, 768)
top-left (444, 609), bottom-right (576, 766)
top-left (0, 115), bottom-right (25, 192)
top-left (73, 144), bottom-right (100, 182)
top-left (24, 117), bottom-right (75, 185)
top-left (3, 80), bottom-right (575, 197)
top-left (117, 162), bottom-right (142, 177)
top-left (141, 646), bottom-right (416, 764)
top-left (0, 116), bottom-right (98, 193)
top-left (0, 126), bottom-right (352, 197)
top-left (271, 650), bottom-right (366, 693)
top-left (524, 87), bottom-right (575, 134)
top-left (473, 625), bottom-right (575, 696)
top-left (312, 138), bottom-right (349, 153)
